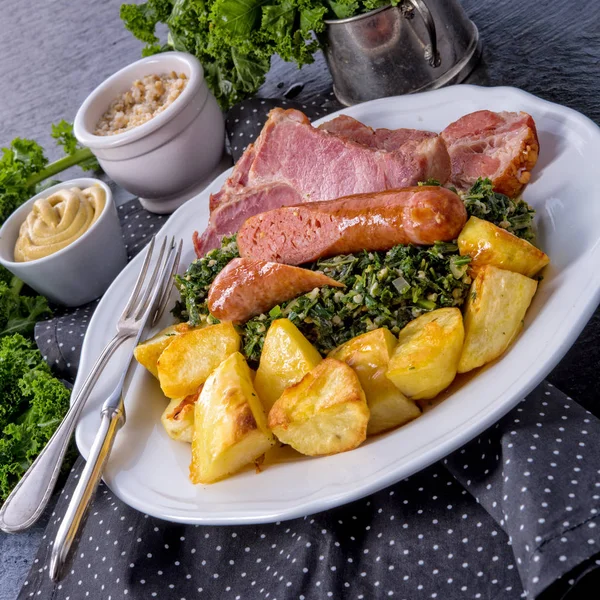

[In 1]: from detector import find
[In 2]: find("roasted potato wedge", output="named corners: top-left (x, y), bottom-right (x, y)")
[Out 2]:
top-left (161, 391), bottom-right (200, 443)
top-left (458, 216), bottom-right (549, 277)
top-left (386, 308), bottom-right (464, 400)
top-left (157, 322), bottom-right (240, 398)
top-left (190, 352), bottom-right (274, 484)
top-left (268, 358), bottom-right (369, 456)
top-left (254, 318), bottom-right (323, 412)
top-left (329, 328), bottom-right (420, 435)
top-left (134, 323), bottom-right (195, 378)
top-left (458, 265), bottom-right (537, 373)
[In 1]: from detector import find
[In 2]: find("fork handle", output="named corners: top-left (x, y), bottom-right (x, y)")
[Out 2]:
top-left (0, 334), bottom-right (126, 533)
top-left (49, 403), bottom-right (124, 581)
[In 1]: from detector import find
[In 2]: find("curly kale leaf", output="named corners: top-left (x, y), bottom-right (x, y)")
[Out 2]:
top-left (0, 122), bottom-right (99, 226)
top-left (0, 334), bottom-right (51, 433)
top-left (0, 138), bottom-right (48, 224)
top-left (0, 335), bottom-right (72, 502)
top-left (120, 0), bottom-right (174, 47)
top-left (120, 0), bottom-right (404, 110)
top-left (0, 265), bottom-right (52, 340)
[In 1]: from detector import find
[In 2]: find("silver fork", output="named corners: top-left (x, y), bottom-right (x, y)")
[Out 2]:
top-left (0, 236), bottom-right (181, 533)
top-left (49, 236), bottom-right (182, 580)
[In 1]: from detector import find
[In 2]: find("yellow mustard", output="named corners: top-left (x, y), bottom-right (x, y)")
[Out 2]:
top-left (14, 185), bottom-right (106, 262)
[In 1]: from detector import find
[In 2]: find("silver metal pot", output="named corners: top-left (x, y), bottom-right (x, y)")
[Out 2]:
top-left (323, 0), bottom-right (482, 105)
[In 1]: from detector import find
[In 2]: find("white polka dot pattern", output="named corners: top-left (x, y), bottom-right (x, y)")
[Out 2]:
top-left (445, 381), bottom-right (600, 597)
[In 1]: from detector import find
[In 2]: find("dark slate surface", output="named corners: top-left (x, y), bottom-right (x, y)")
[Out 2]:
top-left (1, 0), bottom-right (599, 598)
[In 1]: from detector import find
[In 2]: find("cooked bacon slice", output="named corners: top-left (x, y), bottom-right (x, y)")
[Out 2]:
top-left (207, 258), bottom-right (343, 323)
top-left (441, 110), bottom-right (539, 197)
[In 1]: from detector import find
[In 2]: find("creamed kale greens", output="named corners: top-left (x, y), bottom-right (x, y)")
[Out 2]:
top-left (173, 236), bottom-right (238, 325)
top-left (173, 178), bottom-right (537, 363)
top-left (242, 243), bottom-right (471, 362)
top-left (173, 239), bottom-right (472, 363)
top-left (461, 178), bottom-right (536, 242)
top-left (422, 178), bottom-right (536, 242)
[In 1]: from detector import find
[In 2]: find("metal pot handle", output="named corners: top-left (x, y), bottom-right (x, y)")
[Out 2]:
top-left (405, 0), bottom-right (441, 67)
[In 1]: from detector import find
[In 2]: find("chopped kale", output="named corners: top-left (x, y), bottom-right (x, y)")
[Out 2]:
top-left (172, 236), bottom-right (239, 325)
top-left (173, 238), bottom-right (472, 363)
top-left (461, 178), bottom-right (536, 242)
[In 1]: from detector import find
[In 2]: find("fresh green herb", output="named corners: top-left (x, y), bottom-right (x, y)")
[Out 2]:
top-left (120, 0), bottom-right (405, 110)
top-left (0, 265), bottom-right (52, 339)
top-left (0, 334), bottom-right (73, 502)
top-left (462, 178), bottom-right (536, 242)
top-left (0, 123), bottom-right (98, 226)
top-left (174, 238), bottom-right (471, 362)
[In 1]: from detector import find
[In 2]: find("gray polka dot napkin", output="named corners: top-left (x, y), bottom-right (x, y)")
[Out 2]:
top-left (17, 385), bottom-right (600, 600)
top-left (25, 98), bottom-right (600, 600)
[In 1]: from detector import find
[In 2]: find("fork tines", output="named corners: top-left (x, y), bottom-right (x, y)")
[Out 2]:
top-left (121, 236), bottom-right (182, 328)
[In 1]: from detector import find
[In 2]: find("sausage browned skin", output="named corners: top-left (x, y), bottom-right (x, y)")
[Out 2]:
top-left (237, 186), bottom-right (467, 266)
top-left (207, 258), bottom-right (343, 324)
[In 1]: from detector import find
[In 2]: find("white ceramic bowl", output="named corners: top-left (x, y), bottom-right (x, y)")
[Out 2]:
top-left (74, 52), bottom-right (225, 214)
top-left (0, 178), bottom-right (127, 307)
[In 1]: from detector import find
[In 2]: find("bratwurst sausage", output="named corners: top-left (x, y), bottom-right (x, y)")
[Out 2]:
top-left (237, 186), bottom-right (467, 265)
top-left (208, 258), bottom-right (343, 323)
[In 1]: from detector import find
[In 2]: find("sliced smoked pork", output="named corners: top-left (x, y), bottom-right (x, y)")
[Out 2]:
top-left (318, 115), bottom-right (438, 151)
top-left (441, 110), bottom-right (539, 197)
top-left (196, 109), bottom-right (451, 257)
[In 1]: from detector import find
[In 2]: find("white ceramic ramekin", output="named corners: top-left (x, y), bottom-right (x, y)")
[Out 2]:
top-left (0, 178), bottom-right (127, 306)
top-left (74, 52), bottom-right (225, 214)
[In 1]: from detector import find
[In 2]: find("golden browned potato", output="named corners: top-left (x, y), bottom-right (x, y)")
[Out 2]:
top-left (161, 391), bottom-right (199, 443)
top-left (157, 322), bottom-right (240, 398)
top-left (386, 308), bottom-right (464, 400)
top-left (458, 265), bottom-right (538, 373)
top-left (134, 323), bottom-right (195, 378)
top-left (190, 352), bottom-right (274, 484)
top-left (458, 216), bottom-right (549, 277)
top-left (268, 358), bottom-right (369, 456)
top-left (254, 319), bottom-right (323, 413)
top-left (329, 328), bottom-right (420, 435)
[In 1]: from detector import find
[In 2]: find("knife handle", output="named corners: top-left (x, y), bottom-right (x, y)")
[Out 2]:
top-left (49, 402), bottom-right (124, 582)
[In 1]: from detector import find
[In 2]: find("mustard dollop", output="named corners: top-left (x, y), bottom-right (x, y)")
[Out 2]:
top-left (14, 185), bottom-right (106, 262)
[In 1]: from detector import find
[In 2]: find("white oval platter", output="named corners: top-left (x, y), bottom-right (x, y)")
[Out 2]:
top-left (74, 85), bottom-right (600, 525)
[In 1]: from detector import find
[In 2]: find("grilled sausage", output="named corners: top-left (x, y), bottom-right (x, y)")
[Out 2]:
top-left (237, 186), bottom-right (467, 265)
top-left (207, 258), bottom-right (343, 323)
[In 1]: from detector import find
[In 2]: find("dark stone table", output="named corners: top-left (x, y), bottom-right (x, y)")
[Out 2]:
top-left (1, 0), bottom-right (599, 598)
